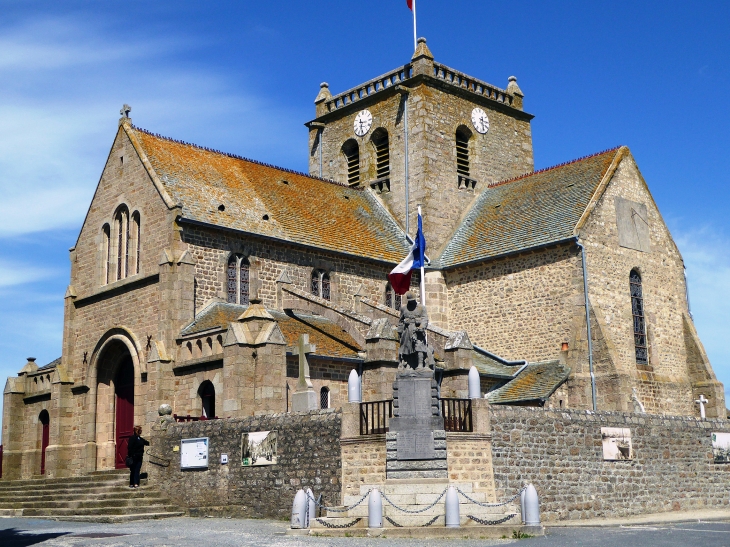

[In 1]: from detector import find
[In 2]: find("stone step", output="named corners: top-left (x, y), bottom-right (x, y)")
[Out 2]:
top-left (330, 504), bottom-right (518, 519)
top-left (0, 473), bottom-right (129, 488)
top-left (357, 481), bottom-right (455, 495)
top-left (8, 511), bottom-right (186, 523)
top-left (0, 478), bottom-right (144, 493)
top-left (20, 504), bottom-right (179, 517)
top-left (0, 489), bottom-right (165, 503)
top-left (0, 484), bottom-right (150, 498)
top-left (0, 495), bottom-right (171, 510)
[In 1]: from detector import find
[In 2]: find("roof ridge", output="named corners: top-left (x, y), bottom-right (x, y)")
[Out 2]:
top-left (131, 125), bottom-right (358, 190)
top-left (487, 146), bottom-right (623, 189)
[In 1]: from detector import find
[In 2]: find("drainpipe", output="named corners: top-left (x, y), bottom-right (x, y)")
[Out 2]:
top-left (318, 128), bottom-right (323, 178)
top-left (575, 238), bottom-right (597, 411)
top-left (395, 86), bottom-right (410, 234)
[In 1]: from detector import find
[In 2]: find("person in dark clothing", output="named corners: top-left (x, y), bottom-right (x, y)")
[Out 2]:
top-left (127, 425), bottom-right (149, 488)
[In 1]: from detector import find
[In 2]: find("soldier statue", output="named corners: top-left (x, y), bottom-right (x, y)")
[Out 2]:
top-left (397, 291), bottom-right (435, 370)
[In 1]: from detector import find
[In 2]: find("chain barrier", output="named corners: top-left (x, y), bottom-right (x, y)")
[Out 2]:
top-left (380, 488), bottom-right (448, 514)
top-left (314, 517), bottom-right (362, 529)
top-left (305, 490), bottom-right (371, 513)
top-left (467, 514), bottom-right (517, 526)
top-left (455, 486), bottom-right (526, 508)
top-left (385, 515), bottom-right (441, 528)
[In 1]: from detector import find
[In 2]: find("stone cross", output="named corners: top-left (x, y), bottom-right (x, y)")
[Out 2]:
top-left (291, 334), bottom-right (317, 412)
top-left (293, 334), bottom-right (315, 391)
top-left (696, 394), bottom-right (708, 419)
top-left (120, 104), bottom-right (132, 118)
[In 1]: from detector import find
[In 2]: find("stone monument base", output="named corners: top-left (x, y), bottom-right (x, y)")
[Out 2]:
top-left (291, 390), bottom-right (317, 412)
top-left (385, 431), bottom-right (447, 479)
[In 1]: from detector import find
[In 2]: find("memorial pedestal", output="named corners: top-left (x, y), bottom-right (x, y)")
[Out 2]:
top-left (386, 368), bottom-right (447, 479)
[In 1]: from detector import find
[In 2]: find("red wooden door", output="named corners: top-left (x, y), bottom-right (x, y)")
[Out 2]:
top-left (39, 411), bottom-right (49, 475)
top-left (114, 359), bottom-right (135, 469)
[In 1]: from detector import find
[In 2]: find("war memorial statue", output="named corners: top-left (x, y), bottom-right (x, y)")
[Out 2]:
top-left (397, 291), bottom-right (436, 371)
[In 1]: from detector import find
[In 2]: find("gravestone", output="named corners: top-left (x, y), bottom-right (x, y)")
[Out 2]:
top-left (386, 293), bottom-right (447, 479)
top-left (291, 334), bottom-right (318, 412)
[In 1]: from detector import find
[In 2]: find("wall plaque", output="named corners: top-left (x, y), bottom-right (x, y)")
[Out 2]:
top-left (398, 378), bottom-right (432, 417)
top-left (712, 432), bottom-right (730, 464)
top-left (180, 437), bottom-right (209, 469)
top-left (397, 430), bottom-right (436, 460)
top-left (601, 427), bottom-right (633, 461)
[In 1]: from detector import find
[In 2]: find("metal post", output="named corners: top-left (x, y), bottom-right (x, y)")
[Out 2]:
top-left (404, 92), bottom-right (409, 235)
top-left (368, 488), bottom-right (383, 528)
top-left (577, 239), bottom-right (597, 411)
top-left (305, 488), bottom-right (315, 528)
top-left (445, 486), bottom-right (460, 527)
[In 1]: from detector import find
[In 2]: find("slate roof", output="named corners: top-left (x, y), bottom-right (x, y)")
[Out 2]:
top-left (471, 350), bottom-right (525, 379)
top-left (180, 302), bottom-right (362, 360)
top-left (128, 126), bottom-right (411, 264)
top-left (486, 360), bottom-right (570, 404)
top-left (436, 148), bottom-right (623, 268)
top-left (38, 357), bottom-right (61, 371)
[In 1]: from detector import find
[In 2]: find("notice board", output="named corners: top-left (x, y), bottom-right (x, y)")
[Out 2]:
top-left (180, 437), bottom-right (209, 469)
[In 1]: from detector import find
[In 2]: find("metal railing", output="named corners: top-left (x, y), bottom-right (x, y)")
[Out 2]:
top-left (173, 414), bottom-right (220, 422)
top-left (360, 400), bottom-right (393, 435)
top-left (441, 398), bottom-right (473, 432)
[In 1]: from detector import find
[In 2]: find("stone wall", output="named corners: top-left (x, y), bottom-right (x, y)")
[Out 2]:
top-left (147, 409), bottom-right (342, 519)
top-left (490, 406), bottom-right (730, 521)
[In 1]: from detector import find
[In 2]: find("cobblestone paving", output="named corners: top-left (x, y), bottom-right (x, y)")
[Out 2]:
top-left (3, 517), bottom-right (730, 547)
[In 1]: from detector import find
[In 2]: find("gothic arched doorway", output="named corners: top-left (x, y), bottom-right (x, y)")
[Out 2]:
top-left (114, 357), bottom-right (135, 469)
top-left (39, 410), bottom-right (49, 475)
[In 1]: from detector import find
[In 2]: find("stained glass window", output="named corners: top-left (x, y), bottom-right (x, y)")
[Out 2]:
top-left (311, 269), bottom-right (331, 300)
top-left (227, 255), bottom-right (237, 303)
top-left (630, 270), bottom-right (648, 365)
top-left (103, 224), bottom-right (110, 285)
top-left (320, 386), bottom-right (330, 409)
top-left (239, 258), bottom-right (250, 305)
top-left (311, 270), bottom-right (320, 296)
top-left (321, 272), bottom-right (330, 300)
top-left (385, 283), bottom-right (401, 310)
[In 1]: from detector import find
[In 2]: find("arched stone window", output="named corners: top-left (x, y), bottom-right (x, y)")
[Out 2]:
top-left (455, 125), bottom-right (472, 177)
top-left (113, 206), bottom-right (130, 281)
top-left (630, 269), bottom-right (648, 365)
top-left (371, 128), bottom-right (390, 180)
top-left (342, 139), bottom-right (360, 186)
top-left (226, 254), bottom-right (250, 305)
top-left (311, 269), bottom-right (331, 300)
top-left (102, 224), bottom-right (111, 285)
top-left (320, 386), bottom-right (330, 409)
top-left (198, 380), bottom-right (216, 419)
top-left (131, 211), bottom-right (141, 275)
top-left (385, 283), bottom-right (401, 310)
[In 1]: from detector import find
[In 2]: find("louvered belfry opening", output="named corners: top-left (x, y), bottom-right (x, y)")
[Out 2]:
top-left (456, 126), bottom-right (471, 176)
top-left (342, 139), bottom-right (360, 185)
top-left (630, 270), bottom-right (648, 365)
top-left (372, 129), bottom-right (390, 179)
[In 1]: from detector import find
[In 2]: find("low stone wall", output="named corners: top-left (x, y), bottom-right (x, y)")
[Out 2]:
top-left (147, 409), bottom-right (341, 519)
top-left (490, 406), bottom-right (730, 521)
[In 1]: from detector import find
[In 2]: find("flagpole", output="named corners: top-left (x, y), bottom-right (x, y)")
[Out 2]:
top-left (413, 0), bottom-right (417, 52)
top-left (418, 205), bottom-right (425, 307)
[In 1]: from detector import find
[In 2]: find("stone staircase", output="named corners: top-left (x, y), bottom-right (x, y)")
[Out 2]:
top-left (310, 480), bottom-right (523, 533)
top-left (0, 469), bottom-right (184, 522)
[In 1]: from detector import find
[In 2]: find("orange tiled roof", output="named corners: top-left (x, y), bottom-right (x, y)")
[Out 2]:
top-left (128, 126), bottom-right (410, 264)
top-left (487, 361), bottom-right (570, 404)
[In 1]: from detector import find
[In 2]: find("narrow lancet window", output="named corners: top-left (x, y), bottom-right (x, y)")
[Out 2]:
top-left (342, 139), bottom-right (360, 186)
top-left (320, 386), bottom-right (330, 409)
top-left (456, 126), bottom-right (471, 177)
top-left (385, 283), bottom-right (401, 310)
top-left (311, 269), bottom-right (331, 300)
top-left (114, 206), bottom-right (129, 281)
top-left (131, 211), bottom-right (141, 275)
top-left (630, 270), bottom-right (648, 365)
top-left (102, 224), bottom-right (111, 285)
top-left (227, 254), bottom-right (250, 305)
top-left (371, 129), bottom-right (390, 180)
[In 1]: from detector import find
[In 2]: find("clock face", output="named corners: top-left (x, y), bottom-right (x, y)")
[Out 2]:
top-left (471, 108), bottom-right (490, 134)
top-left (354, 110), bottom-right (373, 137)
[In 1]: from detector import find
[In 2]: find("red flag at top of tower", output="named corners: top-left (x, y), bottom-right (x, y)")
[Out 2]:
top-left (406, 0), bottom-right (414, 9)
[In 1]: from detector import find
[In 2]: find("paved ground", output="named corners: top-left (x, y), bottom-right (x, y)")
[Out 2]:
top-left (3, 516), bottom-right (730, 547)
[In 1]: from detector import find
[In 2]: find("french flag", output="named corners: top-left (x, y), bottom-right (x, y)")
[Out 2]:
top-left (406, 0), bottom-right (414, 10)
top-left (388, 212), bottom-right (426, 295)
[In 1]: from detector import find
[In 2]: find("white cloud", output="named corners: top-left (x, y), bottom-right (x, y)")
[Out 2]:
top-left (0, 258), bottom-right (57, 287)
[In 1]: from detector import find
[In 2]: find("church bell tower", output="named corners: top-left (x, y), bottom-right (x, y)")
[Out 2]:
top-left (306, 38), bottom-right (535, 253)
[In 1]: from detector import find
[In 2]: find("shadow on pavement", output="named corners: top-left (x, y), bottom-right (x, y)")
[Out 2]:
top-left (0, 528), bottom-right (69, 547)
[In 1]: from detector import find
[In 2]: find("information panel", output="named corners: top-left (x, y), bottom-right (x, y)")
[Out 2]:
top-left (180, 437), bottom-right (209, 469)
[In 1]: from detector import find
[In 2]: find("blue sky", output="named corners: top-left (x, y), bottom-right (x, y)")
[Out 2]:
top-left (1, 1), bottom-right (729, 424)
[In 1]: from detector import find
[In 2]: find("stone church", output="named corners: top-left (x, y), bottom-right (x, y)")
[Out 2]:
top-left (2, 38), bottom-right (724, 479)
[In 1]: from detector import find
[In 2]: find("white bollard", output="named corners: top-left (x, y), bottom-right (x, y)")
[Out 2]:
top-left (305, 487), bottom-right (316, 527)
top-left (523, 484), bottom-right (541, 526)
top-left (290, 489), bottom-right (307, 529)
top-left (348, 369), bottom-right (361, 403)
top-left (445, 486), bottom-right (460, 528)
top-left (468, 366), bottom-right (481, 399)
top-left (368, 488), bottom-right (383, 528)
